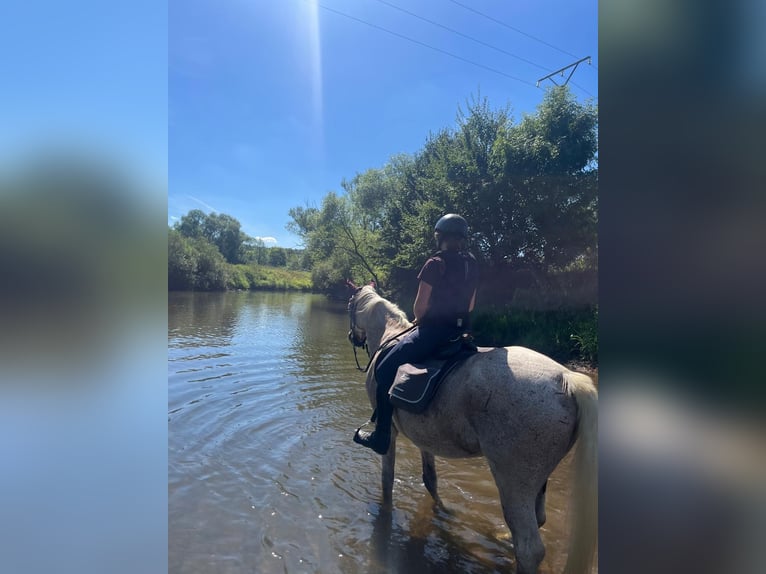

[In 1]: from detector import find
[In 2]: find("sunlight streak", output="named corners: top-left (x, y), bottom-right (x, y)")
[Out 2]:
top-left (305, 0), bottom-right (324, 158)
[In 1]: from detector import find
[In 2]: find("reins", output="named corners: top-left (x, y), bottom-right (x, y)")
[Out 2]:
top-left (353, 323), bottom-right (418, 373)
top-left (352, 341), bottom-right (370, 372)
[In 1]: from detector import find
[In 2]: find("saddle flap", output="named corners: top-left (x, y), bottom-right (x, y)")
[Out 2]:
top-left (393, 363), bottom-right (431, 384)
top-left (389, 362), bottom-right (439, 411)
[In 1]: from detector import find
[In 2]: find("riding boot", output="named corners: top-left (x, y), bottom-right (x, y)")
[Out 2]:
top-left (353, 398), bottom-right (393, 455)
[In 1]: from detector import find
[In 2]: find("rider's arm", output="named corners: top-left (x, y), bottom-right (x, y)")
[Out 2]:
top-left (413, 281), bottom-right (432, 322)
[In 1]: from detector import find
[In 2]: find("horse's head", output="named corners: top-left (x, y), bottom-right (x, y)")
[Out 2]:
top-left (346, 280), bottom-right (376, 348)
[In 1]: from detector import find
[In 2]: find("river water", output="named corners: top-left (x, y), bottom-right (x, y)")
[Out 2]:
top-left (169, 291), bottom-right (587, 573)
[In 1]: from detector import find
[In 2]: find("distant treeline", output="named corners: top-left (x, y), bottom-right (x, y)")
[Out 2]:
top-left (168, 211), bottom-right (311, 291)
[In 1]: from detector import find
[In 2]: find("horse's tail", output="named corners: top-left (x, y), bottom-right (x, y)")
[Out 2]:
top-left (562, 371), bottom-right (598, 574)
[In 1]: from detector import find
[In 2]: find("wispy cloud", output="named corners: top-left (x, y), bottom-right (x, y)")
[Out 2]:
top-left (255, 236), bottom-right (278, 245)
top-left (186, 195), bottom-right (218, 213)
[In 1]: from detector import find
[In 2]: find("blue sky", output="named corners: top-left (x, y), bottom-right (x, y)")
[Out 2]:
top-left (169, 0), bottom-right (597, 248)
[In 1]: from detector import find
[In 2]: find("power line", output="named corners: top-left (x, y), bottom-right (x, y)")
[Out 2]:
top-left (446, 0), bottom-right (581, 61)
top-left (369, 0), bottom-right (595, 98)
top-left (368, 0), bottom-right (549, 72)
top-left (315, 2), bottom-right (537, 88)
top-left (568, 80), bottom-right (595, 99)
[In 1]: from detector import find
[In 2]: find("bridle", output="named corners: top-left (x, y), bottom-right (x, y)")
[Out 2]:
top-left (347, 287), bottom-right (370, 371)
top-left (346, 285), bottom-right (418, 373)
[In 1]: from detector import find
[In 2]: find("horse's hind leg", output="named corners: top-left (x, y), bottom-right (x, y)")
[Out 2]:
top-left (490, 467), bottom-right (545, 574)
top-left (420, 450), bottom-right (442, 506)
top-left (535, 480), bottom-right (548, 528)
top-left (501, 490), bottom-right (545, 574)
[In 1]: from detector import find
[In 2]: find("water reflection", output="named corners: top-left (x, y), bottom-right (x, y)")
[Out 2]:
top-left (285, 296), bottom-right (366, 418)
top-left (169, 291), bottom-right (245, 346)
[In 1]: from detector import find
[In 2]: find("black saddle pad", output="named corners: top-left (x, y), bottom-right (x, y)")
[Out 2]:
top-left (388, 340), bottom-right (477, 414)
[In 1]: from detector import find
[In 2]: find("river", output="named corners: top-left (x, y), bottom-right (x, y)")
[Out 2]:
top-left (169, 291), bottom-right (587, 573)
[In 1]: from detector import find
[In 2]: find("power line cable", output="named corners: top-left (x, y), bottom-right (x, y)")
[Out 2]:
top-left (569, 80), bottom-right (595, 98)
top-left (368, 0), bottom-right (549, 72)
top-left (369, 0), bottom-right (595, 97)
top-left (315, 1), bottom-right (538, 88)
top-left (446, 0), bottom-right (589, 64)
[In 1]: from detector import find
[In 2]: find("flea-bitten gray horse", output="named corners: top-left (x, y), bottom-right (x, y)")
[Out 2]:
top-left (348, 285), bottom-right (597, 574)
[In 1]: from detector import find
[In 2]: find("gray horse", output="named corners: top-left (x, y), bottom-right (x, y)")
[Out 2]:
top-left (348, 285), bottom-right (597, 574)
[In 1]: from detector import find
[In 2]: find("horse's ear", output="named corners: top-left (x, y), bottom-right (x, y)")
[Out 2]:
top-left (368, 280), bottom-right (377, 290)
top-left (346, 278), bottom-right (358, 290)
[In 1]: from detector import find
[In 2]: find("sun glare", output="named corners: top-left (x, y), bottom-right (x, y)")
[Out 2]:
top-left (305, 1), bottom-right (324, 149)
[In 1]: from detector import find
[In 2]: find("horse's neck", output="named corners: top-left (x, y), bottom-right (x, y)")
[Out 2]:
top-left (365, 316), bottom-right (410, 355)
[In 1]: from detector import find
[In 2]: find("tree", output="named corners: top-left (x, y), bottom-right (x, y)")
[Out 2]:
top-left (190, 238), bottom-right (228, 290)
top-left (167, 228), bottom-right (228, 291)
top-left (267, 247), bottom-right (287, 267)
top-left (288, 193), bottom-right (384, 291)
top-left (202, 213), bottom-right (245, 264)
top-left (288, 87), bottom-right (598, 297)
top-left (176, 209), bottom-right (206, 240)
top-left (494, 86), bottom-right (598, 271)
top-left (175, 210), bottom-right (246, 264)
top-left (168, 229), bottom-right (197, 290)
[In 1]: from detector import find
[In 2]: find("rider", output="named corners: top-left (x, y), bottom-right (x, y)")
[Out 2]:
top-left (353, 214), bottom-right (478, 455)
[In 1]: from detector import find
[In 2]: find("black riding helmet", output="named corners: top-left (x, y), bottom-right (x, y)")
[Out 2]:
top-left (434, 213), bottom-right (468, 238)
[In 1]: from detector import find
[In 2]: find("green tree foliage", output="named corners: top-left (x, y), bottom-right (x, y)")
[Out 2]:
top-left (203, 212), bottom-right (245, 264)
top-left (169, 212), bottom-right (311, 291)
top-left (168, 228), bottom-right (197, 290)
top-left (168, 228), bottom-right (228, 290)
top-left (267, 246), bottom-right (287, 267)
top-left (174, 210), bottom-right (246, 264)
top-left (288, 191), bottom-right (384, 291)
top-left (289, 87), bottom-right (598, 299)
top-left (239, 236), bottom-right (266, 265)
top-left (176, 208), bottom-right (206, 239)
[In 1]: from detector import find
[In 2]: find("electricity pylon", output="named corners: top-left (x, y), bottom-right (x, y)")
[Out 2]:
top-left (537, 56), bottom-right (592, 88)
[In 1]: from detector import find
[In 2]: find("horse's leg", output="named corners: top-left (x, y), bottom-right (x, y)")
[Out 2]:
top-left (535, 480), bottom-right (548, 528)
top-left (489, 466), bottom-right (545, 574)
top-left (420, 450), bottom-right (442, 506)
top-left (501, 488), bottom-right (545, 574)
top-left (381, 431), bottom-right (397, 506)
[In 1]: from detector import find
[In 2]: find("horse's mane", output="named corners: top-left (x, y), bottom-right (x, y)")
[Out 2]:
top-left (355, 285), bottom-right (410, 331)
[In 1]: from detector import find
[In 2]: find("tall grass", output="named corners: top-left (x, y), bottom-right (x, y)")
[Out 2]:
top-left (472, 306), bottom-right (598, 365)
top-left (226, 264), bottom-right (313, 291)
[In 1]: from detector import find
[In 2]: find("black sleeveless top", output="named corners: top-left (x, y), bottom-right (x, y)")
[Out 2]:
top-left (417, 250), bottom-right (478, 328)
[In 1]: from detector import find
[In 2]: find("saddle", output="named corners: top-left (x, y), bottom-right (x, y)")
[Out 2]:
top-left (387, 333), bottom-right (478, 414)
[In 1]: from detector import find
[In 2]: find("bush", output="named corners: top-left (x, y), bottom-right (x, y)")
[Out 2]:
top-left (191, 238), bottom-right (228, 290)
top-left (168, 229), bottom-right (228, 291)
top-left (168, 229), bottom-right (196, 290)
top-left (226, 266), bottom-right (251, 290)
